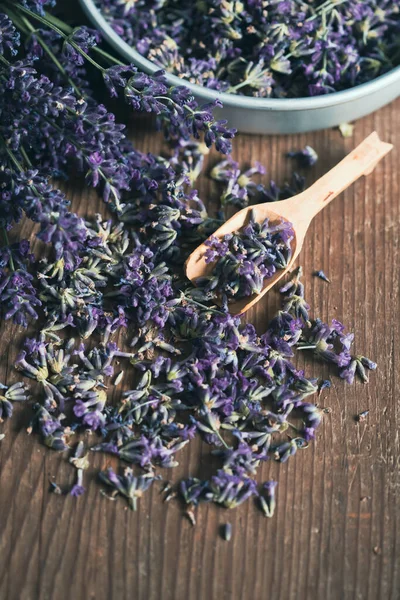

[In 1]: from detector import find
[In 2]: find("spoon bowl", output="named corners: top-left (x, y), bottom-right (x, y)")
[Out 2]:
top-left (185, 132), bottom-right (393, 315)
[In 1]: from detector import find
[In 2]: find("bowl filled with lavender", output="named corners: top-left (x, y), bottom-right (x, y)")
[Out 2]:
top-left (80, 0), bottom-right (400, 133)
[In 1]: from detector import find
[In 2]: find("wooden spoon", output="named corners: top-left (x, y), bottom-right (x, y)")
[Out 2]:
top-left (185, 132), bottom-right (393, 315)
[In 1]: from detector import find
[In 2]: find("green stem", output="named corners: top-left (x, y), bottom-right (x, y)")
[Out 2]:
top-left (214, 428), bottom-right (229, 449)
top-left (20, 146), bottom-right (33, 168)
top-left (93, 46), bottom-right (123, 66)
top-left (42, 11), bottom-right (72, 34)
top-left (227, 78), bottom-right (255, 94)
top-left (149, 386), bottom-right (171, 401)
top-left (0, 134), bottom-right (24, 173)
top-left (297, 345), bottom-right (317, 351)
top-left (127, 398), bottom-right (157, 411)
top-left (180, 293), bottom-right (225, 315)
top-left (1, 229), bottom-right (15, 271)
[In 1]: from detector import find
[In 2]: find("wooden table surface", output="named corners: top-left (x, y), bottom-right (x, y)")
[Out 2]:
top-left (0, 72), bottom-right (399, 599)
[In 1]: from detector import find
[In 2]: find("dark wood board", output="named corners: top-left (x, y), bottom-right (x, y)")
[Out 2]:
top-left (0, 51), bottom-right (399, 599)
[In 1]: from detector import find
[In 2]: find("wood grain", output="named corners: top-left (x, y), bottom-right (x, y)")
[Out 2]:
top-left (0, 90), bottom-right (399, 599)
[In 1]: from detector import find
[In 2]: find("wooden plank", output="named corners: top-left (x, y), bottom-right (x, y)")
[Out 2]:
top-left (0, 98), bottom-right (399, 600)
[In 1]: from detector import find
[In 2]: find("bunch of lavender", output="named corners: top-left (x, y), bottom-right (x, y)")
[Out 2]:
top-left (196, 211), bottom-right (294, 300)
top-left (97, 0), bottom-right (400, 98)
top-left (0, 1), bottom-right (234, 323)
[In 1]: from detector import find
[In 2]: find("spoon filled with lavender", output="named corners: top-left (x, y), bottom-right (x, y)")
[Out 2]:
top-left (185, 132), bottom-right (392, 315)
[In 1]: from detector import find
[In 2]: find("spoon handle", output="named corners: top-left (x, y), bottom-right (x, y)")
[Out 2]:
top-left (302, 132), bottom-right (393, 217)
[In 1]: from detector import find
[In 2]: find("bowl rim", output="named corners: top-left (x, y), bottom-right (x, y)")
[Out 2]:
top-left (80, 0), bottom-right (400, 112)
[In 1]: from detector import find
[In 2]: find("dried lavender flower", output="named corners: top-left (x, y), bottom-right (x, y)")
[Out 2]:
top-left (340, 355), bottom-right (377, 384)
top-left (70, 469), bottom-right (85, 497)
top-left (313, 270), bottom-right (331, 283)
top-left (259, 481), bottom-right (278, 518)
top-left (318, 380), bottom-right (331, 396)
top-left (180, 478), bottom-right (209, 507)
top-left (356, 410), bottom-right (369, 422)
top-left (70, 441), bottom-right (90, 471)
top-left (197, 211), bottom-right (294, 300)
top-left (0, 381), bottom-right (29, 421)
top-left (49, 480), bottom-right (63, 495)
top-left (211, 157), bottom-right (267, 211)
top-left (205, 470), bottom-right (258, 509)
top-left (29, 404), bottom-right (70, 451)
top-left (287, 146), bottom-right (318, 168)
top-left (339, 123), bottom-right (355, 138)
top-left (99, 467), bottom-right (160, 510)
top-left (222, 523), bottom-right (232, 541)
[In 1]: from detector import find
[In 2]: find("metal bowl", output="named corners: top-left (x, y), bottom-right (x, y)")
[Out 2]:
top-left (80, 0), bottom-right (400, 134)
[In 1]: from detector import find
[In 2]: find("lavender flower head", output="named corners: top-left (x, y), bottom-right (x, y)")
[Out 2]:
top-left (259, 480), bottom-right (278, 518)
top-left (206, 470), bottom-right (259, 509)
top-left (99, 467), bottom-right (160, 510)
top-left (287, 146), bottom-right (318, 168)
top-left (0, 381), bottom-right (29, 421)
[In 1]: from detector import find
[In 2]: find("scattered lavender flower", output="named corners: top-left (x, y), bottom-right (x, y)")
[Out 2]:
top-left (222, 523), bottom-right (232, 542)
top-left (340, 355), bottom-right (377, 384)
top-left (313, 270), bottom-right (331, 283)
top-left (69, 441), bottom-right (89, 497)
top-left (49, 480), bottom-right (63, 495)
top-left (282, 269), bottom-right (376, 384)
top-left (99, 467), bottom-right (160, 510)
top-left (280, 266), bottom-right (310, 324)
top-left (272, 438), bottom-right (308, 463)
top-left (180, 478), bottom-right (209, 507)
top-left (210, 157), bottom-right (267, 211)
top-left (356, 410), bottom-right (370, 422)
top-left (259, 481), bottom-right (278, 518)
top-left (70, 475), bottom-right (85, 497)
top-left (29, 404), bottom-right (70, 451)
top-left (339, 123), bottom-right (355, 138)
top-left (318, 380), bottom-right (331, 396)
top-left (205, 470), bottom-right (259, 509)
top-left (287, 146), bottom-right (318, 168)
top-left (0, 381), bottom-right (29, 421)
